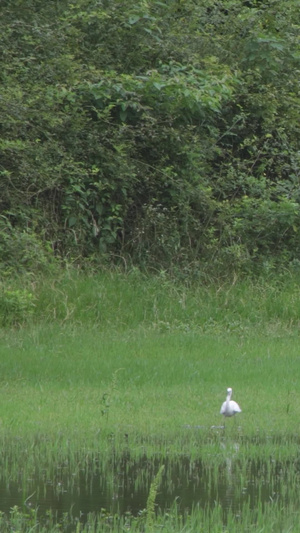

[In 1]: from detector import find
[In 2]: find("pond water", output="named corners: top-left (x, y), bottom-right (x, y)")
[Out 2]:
top-left (0, 437), bottom-right (298, 528)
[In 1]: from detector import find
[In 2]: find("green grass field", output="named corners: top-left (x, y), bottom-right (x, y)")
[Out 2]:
top-left (1, 269), bottom-right (300, 530)
top-left (2, 269), bottom-right (300, 440)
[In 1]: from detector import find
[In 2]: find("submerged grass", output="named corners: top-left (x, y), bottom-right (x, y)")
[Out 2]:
top-left (2, 494), bottom-right (300, 532)
top-left (1, 269), bottom-right (300, 529)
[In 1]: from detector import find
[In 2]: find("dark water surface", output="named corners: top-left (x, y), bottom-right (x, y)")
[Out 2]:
top-left (0, 441), bottom-right (295, 526)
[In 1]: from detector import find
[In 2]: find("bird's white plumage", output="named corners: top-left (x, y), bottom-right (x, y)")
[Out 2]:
top-left (220, 387), bottom-right (242, 417)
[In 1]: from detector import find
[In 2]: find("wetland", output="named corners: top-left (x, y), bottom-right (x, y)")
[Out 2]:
top-left (1, 270), bottom-right (300, 531)
top-left (1, 432), bottom-right (300, 531)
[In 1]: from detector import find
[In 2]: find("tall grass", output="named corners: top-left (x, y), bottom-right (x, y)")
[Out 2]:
top-left (28, 268), bottom-right (300, 333)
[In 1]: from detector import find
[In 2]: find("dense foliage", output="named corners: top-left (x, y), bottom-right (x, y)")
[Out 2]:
top-left (1, 0), bottom-right (300, 276)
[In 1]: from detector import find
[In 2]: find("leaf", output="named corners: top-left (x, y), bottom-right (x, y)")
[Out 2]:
top-left (119, 110), bottom-right (127, 122)
top-left (128, 15), bottom-right (140, 25)
top-left (68, 216), bottom-right (77, 227)
top-left (153, 82), bottom-right (165, 90)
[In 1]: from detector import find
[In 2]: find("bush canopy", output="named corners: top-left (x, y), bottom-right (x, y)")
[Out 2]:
top-left (1, 0), bottom-right (300, 276)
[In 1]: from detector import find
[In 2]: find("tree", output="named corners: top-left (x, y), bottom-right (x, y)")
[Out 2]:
top-left (0, 0), bottom-right (300, 276)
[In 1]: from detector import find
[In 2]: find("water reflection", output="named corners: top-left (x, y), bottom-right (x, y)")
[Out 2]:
top-left (0, 444), bottom-right (296, 526)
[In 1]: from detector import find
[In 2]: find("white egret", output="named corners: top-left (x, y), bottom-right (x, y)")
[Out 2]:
top-left (220, 387), bottom-right (242, 418)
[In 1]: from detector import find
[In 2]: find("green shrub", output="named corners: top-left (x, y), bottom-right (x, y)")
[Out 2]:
top-left (0, 288), bottom-right (35, 326)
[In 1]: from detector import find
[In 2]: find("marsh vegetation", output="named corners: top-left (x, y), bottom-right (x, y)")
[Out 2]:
top-left (0, 271), bottom-right (300, 530)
